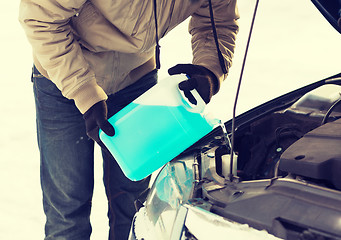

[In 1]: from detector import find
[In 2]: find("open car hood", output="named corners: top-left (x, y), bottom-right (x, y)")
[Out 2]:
top-left (311, 0), bottom-right (341, 33)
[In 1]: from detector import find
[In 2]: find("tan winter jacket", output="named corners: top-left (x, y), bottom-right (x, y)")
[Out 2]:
top-left (19, 0), bottom-right (239, 114)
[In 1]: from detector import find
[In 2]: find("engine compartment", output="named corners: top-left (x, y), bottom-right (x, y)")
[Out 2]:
top-left (280, 118), bottom-right (341, 190)
top-left (197, 83), bottom-right (341, 239)
top-left (233, 84), bottom-right (341, 190)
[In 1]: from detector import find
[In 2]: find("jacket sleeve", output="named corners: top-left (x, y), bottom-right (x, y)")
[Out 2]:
top-left (19, 0), bottom-right (107, 114)
top-left (189, 0), bottom-right (239, 90)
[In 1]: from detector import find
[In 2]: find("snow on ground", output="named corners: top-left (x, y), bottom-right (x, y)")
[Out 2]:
top-left (0, 0), bottom-right (340, 239)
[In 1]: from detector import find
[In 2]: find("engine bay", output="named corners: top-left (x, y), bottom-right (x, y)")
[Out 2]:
top-left (195, 82), bottom-right (341, 239)
top-left (232, 83), bottom-right (341, 190)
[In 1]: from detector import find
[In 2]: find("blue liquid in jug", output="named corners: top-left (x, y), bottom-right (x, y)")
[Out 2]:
top-left (99, 102), bottom-right (214, 181)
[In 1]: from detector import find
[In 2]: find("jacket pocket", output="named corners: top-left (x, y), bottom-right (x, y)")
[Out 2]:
top-left (72, 1), bottom-right (99, 27)
top-left (70, 1), bottom-right (102, 51)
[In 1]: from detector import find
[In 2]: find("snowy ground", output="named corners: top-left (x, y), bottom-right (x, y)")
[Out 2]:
top-left (1, 0), bottom-right (340, 239)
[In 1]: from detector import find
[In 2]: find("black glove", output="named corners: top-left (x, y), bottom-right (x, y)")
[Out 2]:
top-left (83, 100), bottom-right (115, 149)
top-left (168, 64), bottom-right (219, 105)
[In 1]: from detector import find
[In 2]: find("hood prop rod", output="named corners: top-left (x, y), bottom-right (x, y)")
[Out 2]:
top-left (229, 0), bottom-right (260, 182)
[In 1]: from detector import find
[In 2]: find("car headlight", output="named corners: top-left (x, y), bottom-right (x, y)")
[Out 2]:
top-left (137, 155), bottom-right (196, 240)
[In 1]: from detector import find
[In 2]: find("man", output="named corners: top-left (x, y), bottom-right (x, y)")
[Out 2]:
top-left (19, 0), bottom-right (239, 239)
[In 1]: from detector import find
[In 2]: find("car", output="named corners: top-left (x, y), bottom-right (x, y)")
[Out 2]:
top-left (129, 1), bottom-right (341, 239)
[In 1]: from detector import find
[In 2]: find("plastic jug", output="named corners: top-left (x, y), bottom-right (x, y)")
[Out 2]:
top-left (99, 74), bottom-right (216, 181)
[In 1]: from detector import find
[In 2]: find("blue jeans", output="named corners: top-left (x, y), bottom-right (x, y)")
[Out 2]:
top-left (32, 67), bottom-right (157, 240)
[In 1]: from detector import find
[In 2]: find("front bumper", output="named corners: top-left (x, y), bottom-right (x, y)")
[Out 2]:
top-left (130, 203), bottom-right (282, 240)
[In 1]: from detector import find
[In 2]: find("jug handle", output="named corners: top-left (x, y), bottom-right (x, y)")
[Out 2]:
top-left (178, 87), bottom-right (206, 113)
